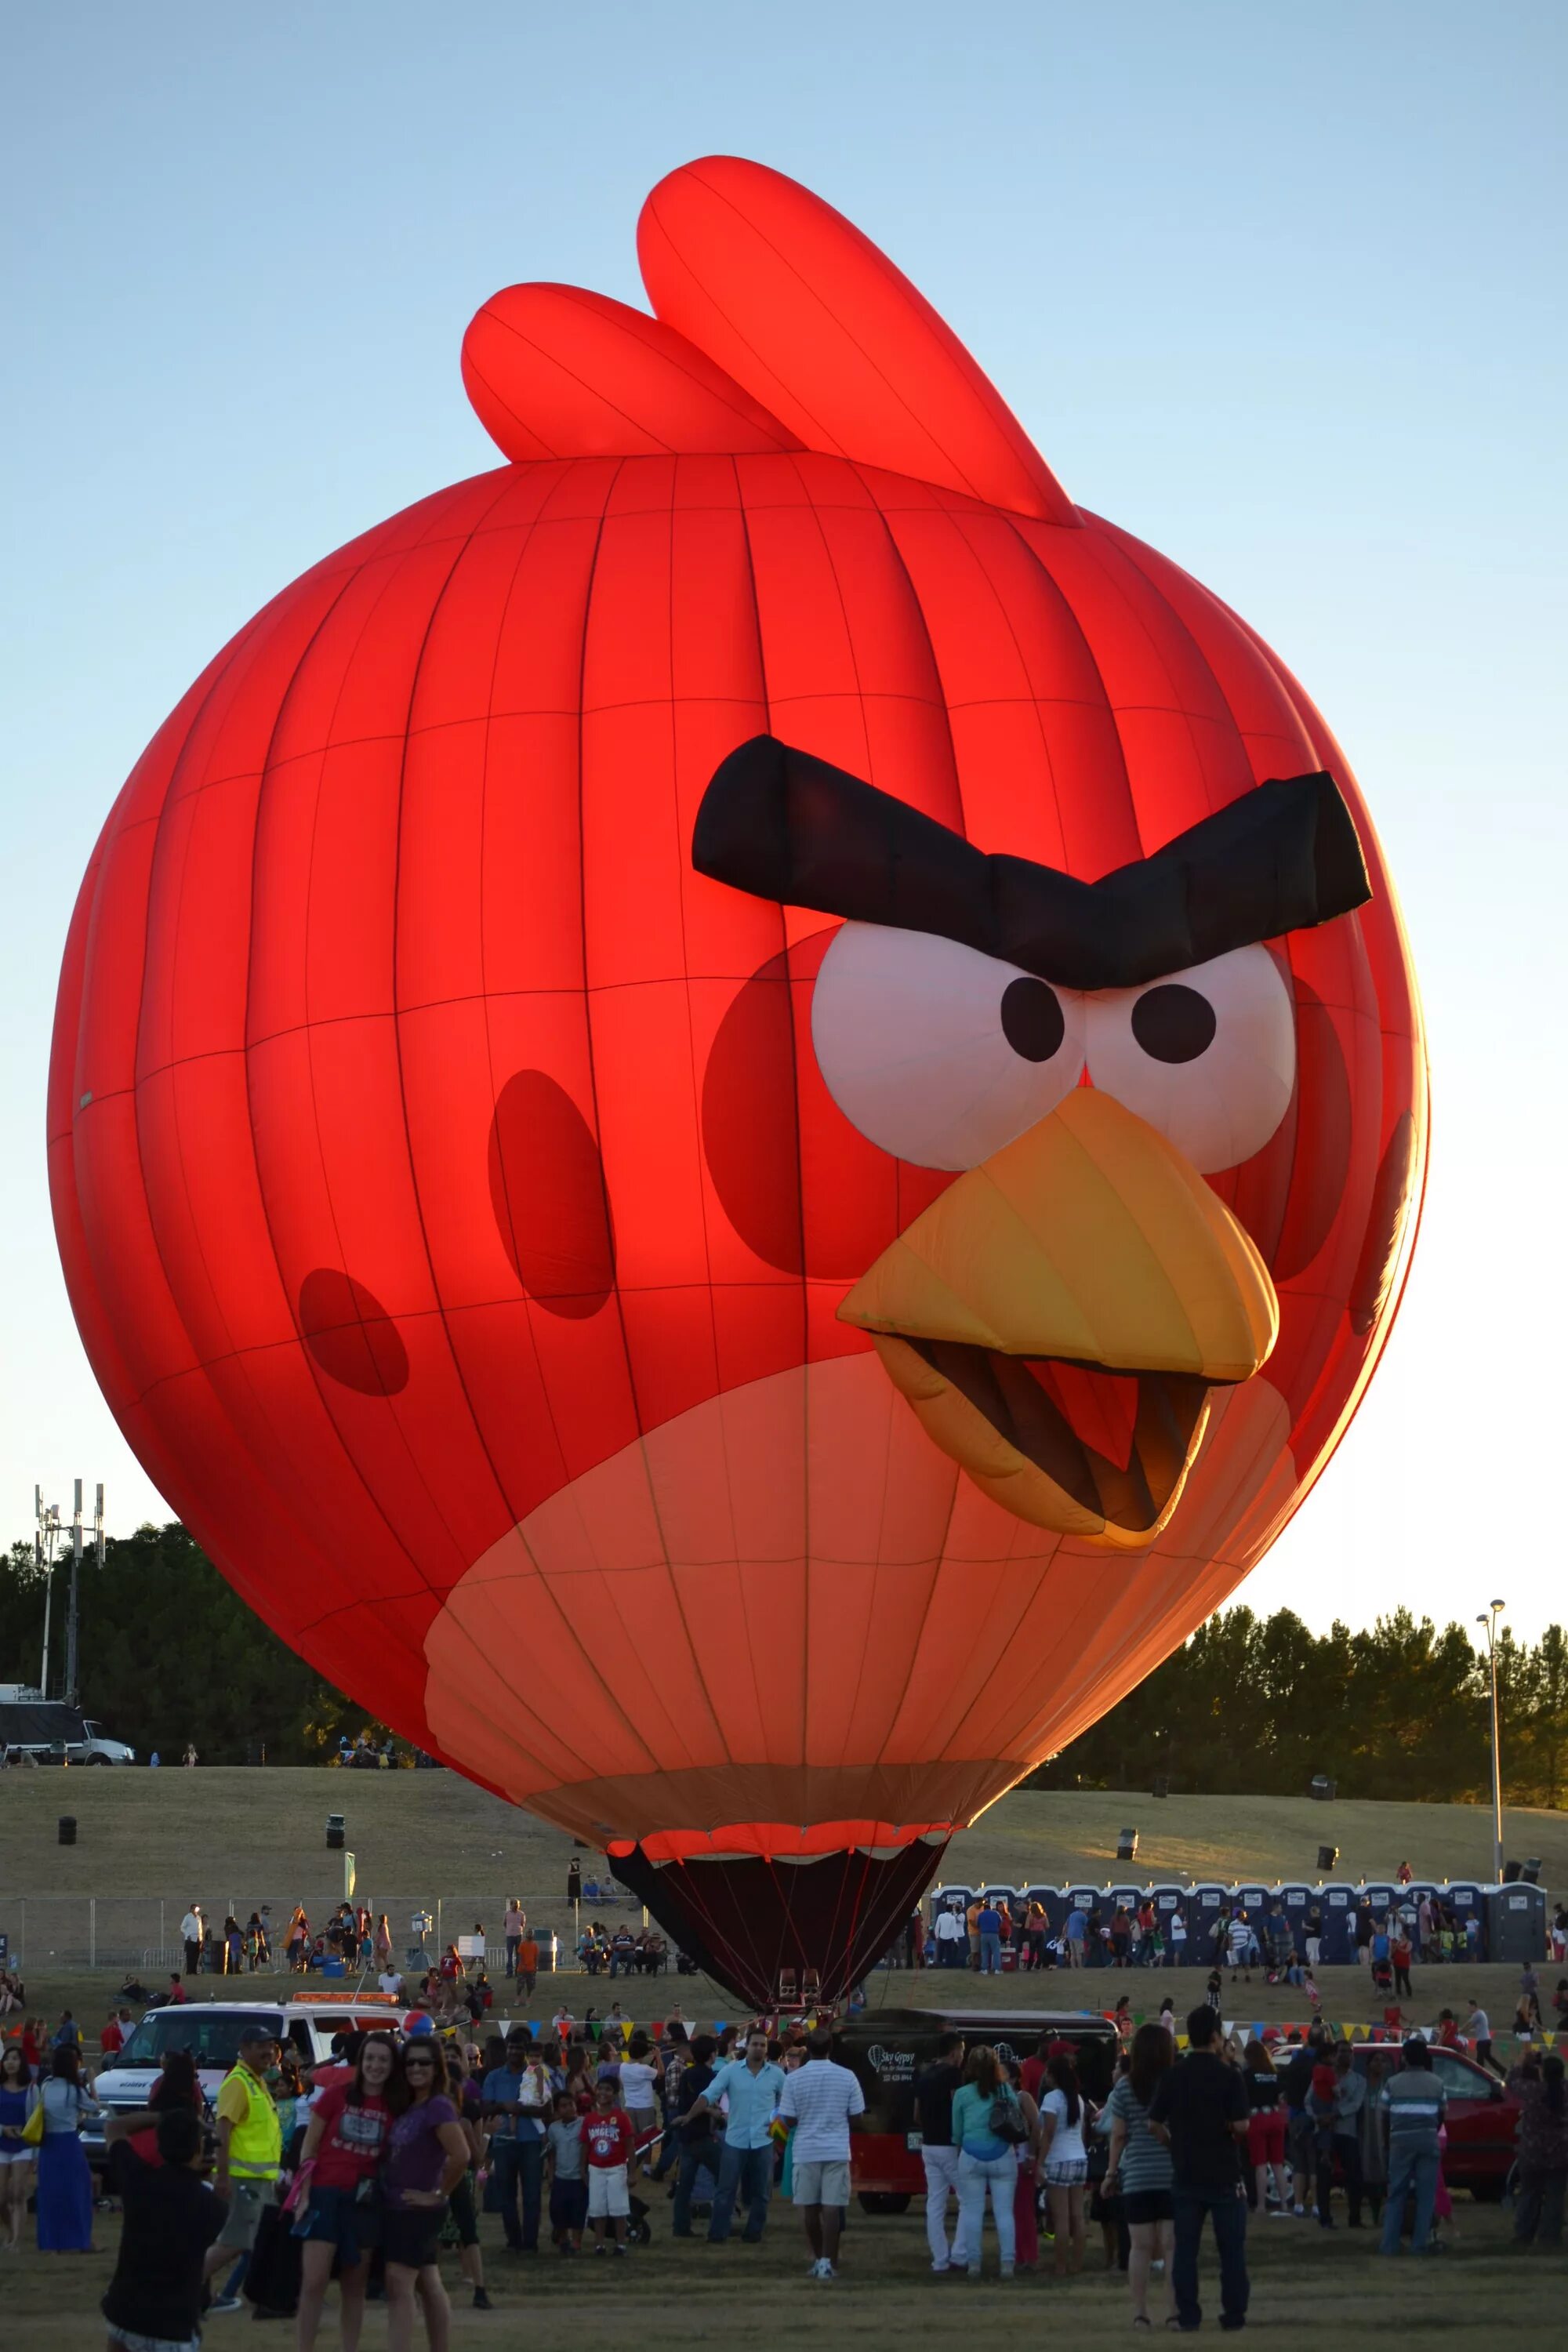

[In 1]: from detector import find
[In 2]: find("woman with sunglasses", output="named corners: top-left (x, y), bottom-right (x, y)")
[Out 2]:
top-left (294, 2031), bottom-right (395, 2350)
top-left (383, 2039), bottom-right (469, 2352)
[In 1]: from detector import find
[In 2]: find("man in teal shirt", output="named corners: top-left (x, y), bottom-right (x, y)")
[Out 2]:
top-left (685, 2029), bottom-right (786, 2244)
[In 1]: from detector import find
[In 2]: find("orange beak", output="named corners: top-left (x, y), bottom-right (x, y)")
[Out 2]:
top-left (837, 1088), bottom-right (1279, 1548)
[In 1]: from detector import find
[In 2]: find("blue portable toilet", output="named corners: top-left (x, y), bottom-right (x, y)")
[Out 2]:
top-left (1190, 1884), bottom-right (1229, 1962)
top-left (1361, 1880), bottom-right (1398, 1922)
top-left (1276, 1883), bottom-right (1313, 1955)
top-left (1319, 1882), bottom-right (1359, 1962)
top-left (1107, 1883), bottom-right (1145, 1916)
top-left (1486, 1882), bottom-right (1546, 1966)
top-left (1145, 1885), bottom-right (1185, 1965)
top-left (1441, 1882), bottom-right (1486, 1960)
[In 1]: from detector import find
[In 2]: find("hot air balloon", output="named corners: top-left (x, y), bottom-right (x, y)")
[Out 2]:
top-left (49, 157), bottom-right (1425, 2007)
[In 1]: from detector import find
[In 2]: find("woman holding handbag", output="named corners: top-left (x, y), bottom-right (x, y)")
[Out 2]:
top-left (950, 2045), bottom-right (1025, 2278)
top-left (0, 2042), bottom-right (42, 2247)
top-left (34, 2044), bottom-right (98, 2251)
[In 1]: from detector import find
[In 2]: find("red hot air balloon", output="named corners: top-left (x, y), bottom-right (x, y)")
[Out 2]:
top-left (49, 158), bottom-right (1425, 2005)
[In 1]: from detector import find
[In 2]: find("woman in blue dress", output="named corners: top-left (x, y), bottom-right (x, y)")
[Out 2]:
top-left (35, 2046), bottom-right (97, 2251)
top-left (0, 2042), bottom-right (42, 2249)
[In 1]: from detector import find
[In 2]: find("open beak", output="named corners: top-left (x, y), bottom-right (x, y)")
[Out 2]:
top-left (837, 1089), bottom-right (1279, 1548)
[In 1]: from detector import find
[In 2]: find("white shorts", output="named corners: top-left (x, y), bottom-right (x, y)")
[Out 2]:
top-left (792, 2158), bottom-right (850, 2208)
top-left (587, 2163), bottom-right (630, 2220)
top-left (107, 2328), bottom-right (201, 2352)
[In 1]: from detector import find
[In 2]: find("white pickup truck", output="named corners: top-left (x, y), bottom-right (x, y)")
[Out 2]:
top-left (85, 1994), bottom-right (411, 2169)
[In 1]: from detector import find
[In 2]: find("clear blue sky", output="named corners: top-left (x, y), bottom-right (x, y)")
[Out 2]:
top-left (4, 4), bottom-right (1563, 1643)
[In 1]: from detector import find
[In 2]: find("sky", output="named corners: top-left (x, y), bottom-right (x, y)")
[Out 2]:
top-left (3, 3), bottom-right (1563, 1644)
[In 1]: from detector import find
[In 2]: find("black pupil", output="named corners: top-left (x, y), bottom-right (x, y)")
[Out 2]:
top-left (1131, 983), bottom-right (1217, 1064)
top-left (1000, 976), bottom-right (1065, 1062)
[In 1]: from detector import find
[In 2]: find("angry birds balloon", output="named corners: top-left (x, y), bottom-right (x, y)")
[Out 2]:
top-left (49, 158), bottom-right (1425, 2002)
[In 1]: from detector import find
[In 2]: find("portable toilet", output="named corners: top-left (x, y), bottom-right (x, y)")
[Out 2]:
top-left (1441, 1882), bottom-right (1486, 1960)
top-left (1319, 1882), bottom-right (1359, 1962)
top-left (1276, 1884), bottom-right (1313, 1955)
top-left (1236, 1883), bottom-right (1271, 1934)
top-left (1361, 1880), bottom-right (1398, 1923)
top-left (1486, 1882), bottom-right (1547, 1967)
top-left (1149, 1883), bottom-right (1186, 1955)
top-left (1107, 1882), bottom-right (1145, 1918)
top-left (1190, 1884), bottom-right (1229, 1961)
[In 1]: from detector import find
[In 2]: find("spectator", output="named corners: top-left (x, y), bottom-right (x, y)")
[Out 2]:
top-left (0, 2043), bottom-right (41, 2249)
top-left (1169, 1907), bottom-right (1189, 1968)
top-left (950, 2044), bottom-right (1022, 2280)
top-left (1241, 2038), bottom-right (1290, 2214)
top-left (100, 2103), bottom-right (227, 2350)
top-left (293, 2032), bottom-right (395, 2351)
top-left (934, 1903), bottom-right (966, 1969)
top-left (1330, 2043), bottom-right (1367, 2227)
top-left (670, 2033), bottom-right (722, 2236)
top-left (1377, 2036), bottom-right (1446, 2256)
top-left (1304, 1904), bottom-right (1323, 1973)
top-left (776, 2029), bottom-right (866, 2281)
top-left (503, 1899), bottom-right (525, 1979)
top-left (1064, 1901), bottom-right (1088, 1969)
top-left (1039, 2049), bottom-right (1091, 2276)
top-left (976, 1896), bottom-right (1004, 1976)
top-left (179, 1902), bottom-right (203, 1977)
top-left (1000, 2057), bottom-right (1042, 2270)
top-left (35, 2045), bottom-right (98, 2252)
top-left (546, 2089), bottom-right (588, 2251)
top-left (913, 2029), bottom-right (966, 2274)
top-left (517, 1930), bottom-right (539, 2001)
top-left (1146, 2005), bottom-right (1250, 2334)
top-left (382, 2038), bottom-right (469, 2350)
top-left (98, 2008), bottom-right (127, 2068)
top-left (1305, 2060), bottom-right (1340, 2229)
top-left (616, 2031), bottom-right (665, 2150)
top-left (966, 1899), bottom-right (983, 1972)
top-left (1103, 2023), bottom-right (1176, 2328)
top-left (581, 2078), bottom-right (638, 2255)
top-left (1359, 2049), bottom-right (1394, 2226)
top-left (688, 2027), bottom-right (784, 2245)
top-left (439, 2043), bottom-right (492, 2308)
top-left (1391, 1926), bottom-right (1414, 2000)
top-left (481, 2028), bottom-right (552, 2253)
top-left (203, 2024), bottom-right (281, 2313)
top-left (1507, 2049), bottom-right (1568, 2249)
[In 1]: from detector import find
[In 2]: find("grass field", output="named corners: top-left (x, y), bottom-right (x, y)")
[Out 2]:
top-left (1, 2172), bottom-right (1559, 2347)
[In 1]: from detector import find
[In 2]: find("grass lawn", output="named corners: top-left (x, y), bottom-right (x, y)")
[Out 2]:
top-left (1, 2175), bottom-right (1559, 2347)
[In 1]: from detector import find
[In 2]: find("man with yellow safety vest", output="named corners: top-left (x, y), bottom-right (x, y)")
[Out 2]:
top-left (203, 2025), bottom-right (281, 2309)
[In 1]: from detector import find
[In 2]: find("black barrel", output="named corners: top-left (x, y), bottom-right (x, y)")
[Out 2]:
top-left (59, 1816), bottom-right (77, 1846)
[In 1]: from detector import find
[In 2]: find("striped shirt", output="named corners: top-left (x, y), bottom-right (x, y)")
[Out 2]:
top-left (1103, 2078), bottom-right (1174, 2194)
top-left (1380, 2067), bottom-right (1446, 2154)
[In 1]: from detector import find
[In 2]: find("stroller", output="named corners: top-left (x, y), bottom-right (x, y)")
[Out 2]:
top-left (1370, 1955), bottom-right (1394, 1998)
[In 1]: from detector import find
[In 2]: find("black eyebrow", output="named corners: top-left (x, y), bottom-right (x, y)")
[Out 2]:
top-left (691, 735), bottom-right (1371, 990)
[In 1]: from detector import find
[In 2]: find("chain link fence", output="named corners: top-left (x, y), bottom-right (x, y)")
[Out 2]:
top-left (0, 1877), bottom-right (647, 1976)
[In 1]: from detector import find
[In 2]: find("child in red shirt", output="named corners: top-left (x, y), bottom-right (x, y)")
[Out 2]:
top-left (579, 2082), bottom-right (637, 2254)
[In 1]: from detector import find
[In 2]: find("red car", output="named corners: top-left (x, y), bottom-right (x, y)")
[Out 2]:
top-left (1351, 2044), bottom-right (1519, 2194)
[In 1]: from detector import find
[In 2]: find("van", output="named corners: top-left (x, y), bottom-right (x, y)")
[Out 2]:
top-left (833, 2005), bottom-right (1120, 2211)
top-left (84, 1994), bottom-right (406, 2169)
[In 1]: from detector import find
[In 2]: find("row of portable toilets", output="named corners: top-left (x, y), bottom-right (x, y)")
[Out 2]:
top-left (927, 1878), bottom-right (1550, 1964)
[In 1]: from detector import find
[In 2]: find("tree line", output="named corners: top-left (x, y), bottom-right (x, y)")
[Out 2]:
top-left (4, 1524), bottom-right (1565, 1804)
top-left (2, 1523), bottom-right (379, 1765)
top-left (1027, 1602), bottom-right (1568, 1806)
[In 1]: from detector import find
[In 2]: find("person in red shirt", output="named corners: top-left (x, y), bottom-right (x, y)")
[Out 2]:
top-left (293, 2034), bottom-right (395, 2350)
top-left (99, 2009), bottom-right (126, 2066)
top-left (579, 2079), bottom-right (638, 2254)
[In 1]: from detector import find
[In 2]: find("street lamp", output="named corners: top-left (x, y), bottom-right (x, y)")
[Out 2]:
top-left (1475, 1600), bottom-right (1506, 1883)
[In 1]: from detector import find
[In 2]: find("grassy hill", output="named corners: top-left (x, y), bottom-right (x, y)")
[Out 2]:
top-left (1, 1769), bottom-right (1558, 1929)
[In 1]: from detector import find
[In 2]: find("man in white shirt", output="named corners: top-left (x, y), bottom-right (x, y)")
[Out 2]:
top-left (775, 2031), bottom-right (865, 2279)
top-left (377, 1967), bottom-right (405, 2000)
top-left (933, 1905), bottom-right (965, 1969)
top-left (1464, 1999), bottom-right (1497, 2075)
top-left (180, 1905), bottom-right (203, 1976)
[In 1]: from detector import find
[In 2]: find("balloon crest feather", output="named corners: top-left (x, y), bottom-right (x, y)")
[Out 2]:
top-left (463, 156), bottom-right (1076, 522)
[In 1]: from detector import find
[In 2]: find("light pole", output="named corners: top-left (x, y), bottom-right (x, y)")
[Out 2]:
top-left (1475, 1599), bottom-right (1506, 1884)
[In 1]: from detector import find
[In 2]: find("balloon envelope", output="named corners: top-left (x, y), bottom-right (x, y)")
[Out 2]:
top-left (49, 157), bottom-right (1425, 2005)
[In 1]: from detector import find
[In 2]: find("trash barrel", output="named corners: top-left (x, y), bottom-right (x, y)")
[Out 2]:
top-left (59, 1816), bottom-right (77, 1845)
